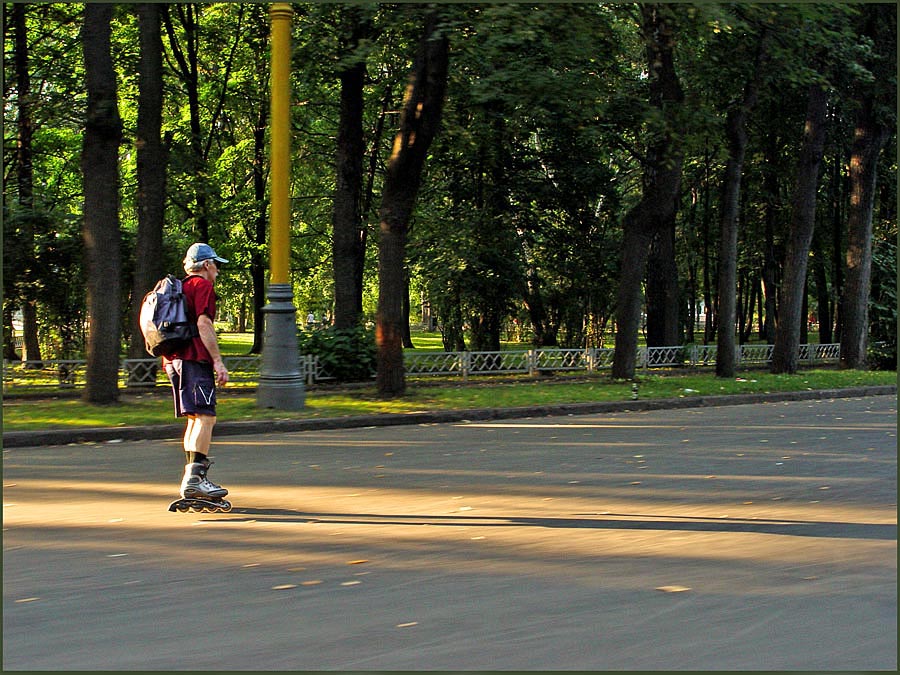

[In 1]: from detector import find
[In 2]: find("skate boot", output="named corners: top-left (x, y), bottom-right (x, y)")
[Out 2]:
top-left (180, 459), bottom-right (228, 499)
top-left (168, 459), bottom-right (232, 513)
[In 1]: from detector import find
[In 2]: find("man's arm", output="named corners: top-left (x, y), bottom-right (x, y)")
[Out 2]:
top-left (197, 314), bottom-right (229, 385)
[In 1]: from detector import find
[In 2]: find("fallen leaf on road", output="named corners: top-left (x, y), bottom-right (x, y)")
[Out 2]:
top-left (656, 585), bottom-right (691, 593)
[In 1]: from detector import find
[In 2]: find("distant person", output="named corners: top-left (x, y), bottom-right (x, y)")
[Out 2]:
top-left (164, 242), bottom-right (230, 505)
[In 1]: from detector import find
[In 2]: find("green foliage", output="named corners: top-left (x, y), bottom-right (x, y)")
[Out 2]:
top-left (296, 325), bottom-right (376, 382)
top-left (3, 205), bottom-right (86, 358)
top-left (868, 235), bottom-right (897, 370)
top-left (2, 3), bottom-right (896, 372)
top-left (413, 4), bottom-right (627, 351)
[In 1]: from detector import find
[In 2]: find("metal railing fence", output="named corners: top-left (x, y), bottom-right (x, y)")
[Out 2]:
top-left (3, 343), bottom-right (841, 394)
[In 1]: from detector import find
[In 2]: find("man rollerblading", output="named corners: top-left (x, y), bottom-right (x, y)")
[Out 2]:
top-left (162, 242), bottom-right (232, 514)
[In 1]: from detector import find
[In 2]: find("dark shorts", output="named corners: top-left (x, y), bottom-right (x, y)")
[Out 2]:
top-left (165, 359), bottom-right (217, 417)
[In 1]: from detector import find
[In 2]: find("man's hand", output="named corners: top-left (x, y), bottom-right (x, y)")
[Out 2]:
top-left (212, 358), bottom-right (229, 386)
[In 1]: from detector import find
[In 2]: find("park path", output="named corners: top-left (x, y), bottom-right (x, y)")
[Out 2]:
top-left (3, 395), bottom-right (896, 670)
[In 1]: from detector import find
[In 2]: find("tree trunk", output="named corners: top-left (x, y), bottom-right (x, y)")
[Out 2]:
top-left (612, 4), bottom-right (684, 380)
top-left (840, 97), bottom-right (889, 368)
top-left (740, 272), bottom-right (758, 344)
top-left (771, 83), bottom-right (828, 374)
top-left (811, 230), bottom-right (832, 343)
top-left (81, 3), bottom-right (123, 404)
top-left (701, 154), bottom-right (716, 343)
top-left (714, 125), bottom-right (744, 372)
top-left (376, 11), bottom-right (449, 396)
top-left (3, 306), bottom-right (18, 361)
top-left (524, 268), bottom-right (552, 347)
top-left (128, 3), bottom-right (167, 377)
top-left (684, 185), bottom-right (698, 344)
top-left (438, 288), bottom-right (466, 351)
top-left (645, 218), bottom-right (679, 347)
top-left (249, 97), bottom-right (267, 353)
top-left (13, 3), bottom-right (42, 367)
top-left (402, 269), bottom-right (414, 348)
top-left (761, 139), bottom-right (780, 343)
top-left (829, 154), bottom-right (845, 342)
top-left (332, 9), bottom-right (369, 330)
top-left (715, 30), bottom-right (767, 377)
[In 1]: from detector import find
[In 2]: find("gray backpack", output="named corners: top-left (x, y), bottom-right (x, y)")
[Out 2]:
top-left (139, 275), bottom-right (198, 357)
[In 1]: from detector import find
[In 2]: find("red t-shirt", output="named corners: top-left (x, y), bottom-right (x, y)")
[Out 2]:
top-left (164, 275), bottom-right (217, 364)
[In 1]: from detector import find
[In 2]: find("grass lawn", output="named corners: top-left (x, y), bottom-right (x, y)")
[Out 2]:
top-left (2, 368), bottom-right (894, 432)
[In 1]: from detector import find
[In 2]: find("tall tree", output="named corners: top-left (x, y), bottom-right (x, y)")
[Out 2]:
top-left (162, 3), bottom-right (243, 243)
top-left (840, 4), bottom-right (895, 369)
top-left (771, 82), bottom-right (828, 374)
top-left (81, 2), bottom-right (123, 403)
top-left (376, 10), bottom-right (449, 396)
top-left (247, 49), bottom-right (268, 353)
top-left (612, 4), bottom-right (685, 380)
top-left (759, 133), bottom-right (782, 344)
top-left (128, 3), bottom-right (167, 367)
top-left (715, 28), bottom-right (769, 377)
top-left (332, 6), bottom-right (371, 330)
top-left (162, 4), bottom-right (208, 241)
top-left (12, 3), bottom-right (42, 365)
top-left (242, 5), bottom-right (270, 353)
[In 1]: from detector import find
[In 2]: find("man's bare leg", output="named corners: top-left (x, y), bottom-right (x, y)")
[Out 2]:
top-left (185, 414), bottom-right (216, 457)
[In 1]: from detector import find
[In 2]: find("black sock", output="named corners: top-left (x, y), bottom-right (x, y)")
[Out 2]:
top-left (187, 452), bottom-right (208, 465)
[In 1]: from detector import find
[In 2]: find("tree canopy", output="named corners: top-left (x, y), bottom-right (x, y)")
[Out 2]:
top-left (3, 3), bottom-right (896, 397)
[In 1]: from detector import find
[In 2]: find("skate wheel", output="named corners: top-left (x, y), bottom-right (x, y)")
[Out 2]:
top-left (219, 501), bottom-right (232, 513)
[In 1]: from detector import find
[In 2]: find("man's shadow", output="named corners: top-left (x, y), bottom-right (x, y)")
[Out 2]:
top-left (212, 507), bottom-right (895, 541)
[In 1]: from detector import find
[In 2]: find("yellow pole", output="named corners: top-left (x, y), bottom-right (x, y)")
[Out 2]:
top-left (269, 3), bottom-right (292, 284)
top-left (258, 2), bottom-right (304, 410)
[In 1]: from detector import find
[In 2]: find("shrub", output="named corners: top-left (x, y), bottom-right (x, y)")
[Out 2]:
top-left (297, 325), bottom-right (376, 382)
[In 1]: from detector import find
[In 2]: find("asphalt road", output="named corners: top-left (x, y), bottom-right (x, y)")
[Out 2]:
top-left (3, 394), bottom-right (896, 670)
